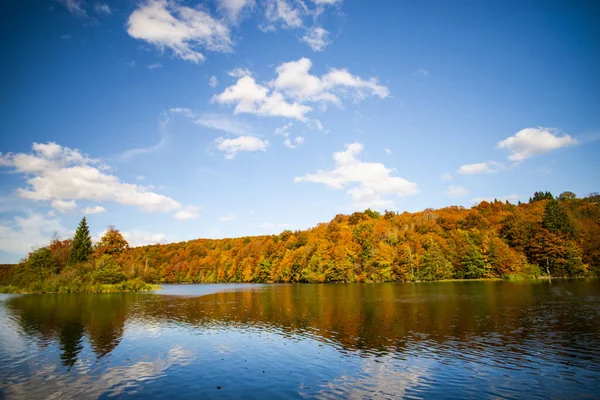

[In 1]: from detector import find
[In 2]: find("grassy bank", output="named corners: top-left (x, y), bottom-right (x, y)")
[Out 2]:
top-left (0, 279), bottom-right (160, 294)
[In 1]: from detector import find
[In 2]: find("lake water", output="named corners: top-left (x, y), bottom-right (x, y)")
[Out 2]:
top-left (1, 281), bottom-right (599, 399)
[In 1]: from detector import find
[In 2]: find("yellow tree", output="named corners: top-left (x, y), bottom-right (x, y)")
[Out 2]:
top-left (94, 226), bottom-right (129, 257)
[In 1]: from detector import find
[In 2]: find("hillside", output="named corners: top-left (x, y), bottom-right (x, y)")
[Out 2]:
top-left (119, 192), bottom-right (600, 283)
top-left (2, 192), bottom-right (599, 292)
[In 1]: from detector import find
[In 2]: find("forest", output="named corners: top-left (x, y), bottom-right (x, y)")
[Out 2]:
top-left (1, 191), bottom-right (599, 292)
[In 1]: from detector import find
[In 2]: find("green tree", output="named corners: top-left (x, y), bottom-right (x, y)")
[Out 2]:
top-left (558, 191), bottom-right (577, 201)
top-left (27, 247), bottom-right (58, 279)
top-left (69, 217), bottom-right (92, 265)
top-left (93, 255), bottom-right (126, 284)
top-left (462, 246), bottom-right (485, 279)
top-left (542, 200), bottom-right (575, 236)
top-left (418, 240), bottom-right (452, 281)
top-left (530, 191), bottom-right (554, 202)
top-left (364, 208), bottom-right (381, 219)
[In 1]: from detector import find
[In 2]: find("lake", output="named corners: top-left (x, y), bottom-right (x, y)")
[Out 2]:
top-left (1, 280), bottom-right (599, 399)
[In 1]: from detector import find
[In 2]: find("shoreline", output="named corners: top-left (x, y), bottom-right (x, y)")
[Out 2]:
top-left (2, 276), bottom-right (597, 294)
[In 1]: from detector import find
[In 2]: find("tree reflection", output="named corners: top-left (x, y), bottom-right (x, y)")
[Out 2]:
top-left (6, 294), bottom-right (131, 366)
top-left (5, 281), bottom-right (600, 367)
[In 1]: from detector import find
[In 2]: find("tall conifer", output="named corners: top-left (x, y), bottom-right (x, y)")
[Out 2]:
top-left (69, 217), bottom-right (92, 264)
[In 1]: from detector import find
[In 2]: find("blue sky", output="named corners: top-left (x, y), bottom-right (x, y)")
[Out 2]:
top-left (0, 0), bottom-right (599, 262)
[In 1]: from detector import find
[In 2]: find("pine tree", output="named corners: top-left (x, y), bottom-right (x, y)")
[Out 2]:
top-left (542, 200), bottom-right (575, 236)
top-left (69, 217), bottom-right (92, 265)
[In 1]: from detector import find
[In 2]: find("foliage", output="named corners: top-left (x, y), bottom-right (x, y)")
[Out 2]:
top-left (558, 191), bottom-right (577, 201)
top-left (462, 245), bottom-right (486, 279)
top-left (69, 217), bottom-right (92, 265)
top-left (94, 226), bottom-right (129, 256)
top-left (529, 191), bottom-right (554, 203)
top-left (1, 191), bottom-right (598, 293)
top-left (116, 193), bottom-right (596, 283)
top-left (542, 199), bottom-right (575, 236)
top-left (93, 255), bottom-right (126, 284)
top-left (28, 247), bottom-right (59, 280)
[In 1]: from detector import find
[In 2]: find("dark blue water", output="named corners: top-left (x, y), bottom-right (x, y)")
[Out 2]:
top-left (1, 281), bottom-right (599, 399)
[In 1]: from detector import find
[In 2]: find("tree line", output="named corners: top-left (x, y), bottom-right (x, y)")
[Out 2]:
top-left (1, 191), bottom-right (598, 292)
top-left (0, 218), bottom-right (155, 293)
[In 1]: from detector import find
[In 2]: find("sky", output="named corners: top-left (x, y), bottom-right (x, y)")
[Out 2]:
top-left (0, 0), bottom-right (599, 262)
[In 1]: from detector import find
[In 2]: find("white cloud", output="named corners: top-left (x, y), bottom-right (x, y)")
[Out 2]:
top-left (275, 122), bottom-right (293, 136)
top-left (283, 136), bottom-right (304, 149)
top-left (61, 34), bottom-right (72, 40)
top-left (272, 58), bottom-right (389, 104)
top-left (169, 107), bottom-right (193, 115)
top-left (295, 142), bottom-right (418, 209)
top-left (171, 108), bottom-right (254, 137)
top-left (228, 67), bottom-right (252, 78)
top-left (214, 58), bottom-right (389, 121)
top-left (265, 0), bottom-right (303, 28)
top-left (51, 199), bottom-right (78, 214)
top-left (94, 3), bottom-right (111, 15)
top-left (208, 76), bottom-right (219, 87)
top-left (122, 115), bottom-right (169, 159)
top-left (308, 119), bottom-right (327, 133)
top-left (126, 0), bottom-right (232, 64)
top-left (57, 0), bottom-right (86, 17)
top-left (216, 136), bottom-right (269, 159)
top-left (174, 206), bottom-right (200, 221)
top-left (213, 75), bottom-right (312, 121)
top-left (82, 205), bottom-right (107, 214)
top-left (120, 230), bottom-right (168, 247)
top-left (445, 185), bottom-right (468, 197)
top-left (258, 24), bottom-right (277, 32)
top-left (302, 26), bottom-right (330, 51)
top-left (147, 63), bottom-right (163, 70)
top-left (0, 142), bottom-right (183, 214)
top-left (496, 127), bottom-right (578, 161)
top-left (414, 69), bottom-right (429, 76)
top-left (219, 213), bottom-right (237, 222)
top-left (136, 175), bottom-right (145, 181)
top-left (194, 113), bottom-right (252, 136)
top-left (0, 213), bottom-right (70, 255)
top-left (458, 161), bottom-right (503, 175)
top-left (311, 0), bottom-right (341, 4)
top-left (385, 148), bottom-right (392, 155)
top-left (441, 172), bottom-right (452, 181)
top-left (217, 0), bottom-right (253, 22)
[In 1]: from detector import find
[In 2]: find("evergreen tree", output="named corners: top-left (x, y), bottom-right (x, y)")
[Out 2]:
top-left (542, 200), bottom-right (575, 236)
top-left (69, 217), bottom-right (92, 264)
top-left (531, 191), bottom-right (554, 202)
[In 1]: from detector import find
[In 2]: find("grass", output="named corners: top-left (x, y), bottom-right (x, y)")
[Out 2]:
top-left (0, 279), bottom-right (160, 294)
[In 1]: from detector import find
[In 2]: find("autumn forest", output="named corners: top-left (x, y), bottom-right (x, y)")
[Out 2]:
top-left (1, 191), bottom-right (599, 293)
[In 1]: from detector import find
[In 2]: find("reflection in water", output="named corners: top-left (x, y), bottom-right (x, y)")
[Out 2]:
top-left (5, 294), bottom-right (130, 366)
top-left (1, 281), bottom-right (599, 399)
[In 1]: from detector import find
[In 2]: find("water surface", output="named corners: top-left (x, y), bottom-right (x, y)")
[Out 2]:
top-left (1, 281), bottom-right (599, 399)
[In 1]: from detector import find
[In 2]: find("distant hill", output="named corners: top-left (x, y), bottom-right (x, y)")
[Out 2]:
top-left (119, 193), bottom-right (600, 283)
top-left (3, 193), bottom-right (599, 291)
